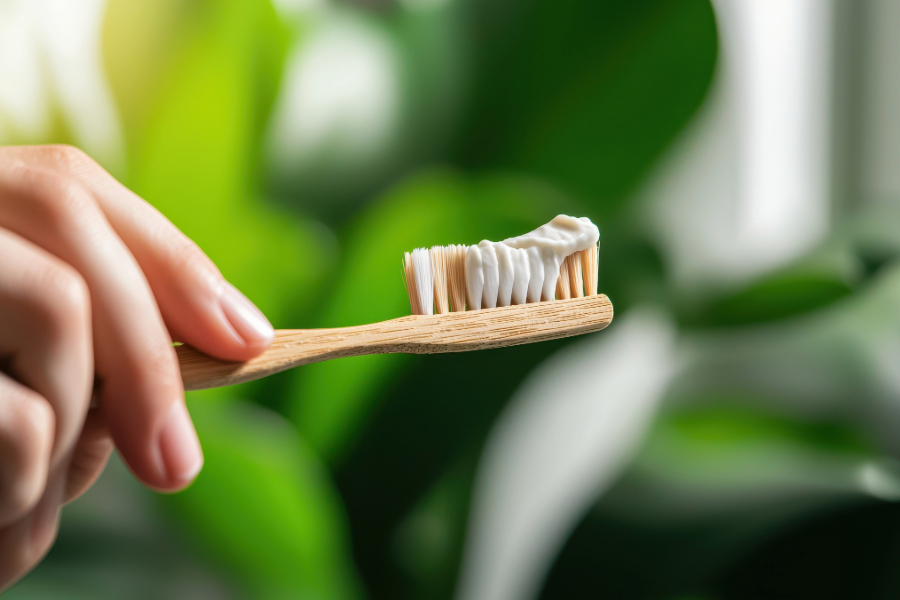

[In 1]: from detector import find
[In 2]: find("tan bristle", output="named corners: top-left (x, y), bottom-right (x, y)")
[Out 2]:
top-left (431, 246), bottom-right (449, 314)
top-left (556, 259), bottom-right (571, 300)
top-left (567, 252), bottom-right (584, 298)
top-left (447, 244), bottom-right (467, 312)
top-left (581, 244), bottom-right (598, 296)
top-left (403, 252), bottom-right (420, 315)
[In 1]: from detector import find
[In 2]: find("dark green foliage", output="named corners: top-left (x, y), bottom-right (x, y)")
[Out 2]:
top-left (541, 501), bottom-right (900, 600)
top-left (456, 0), bottom-right (718, 219)
top-left (684, 274), bottom-right (855, 328)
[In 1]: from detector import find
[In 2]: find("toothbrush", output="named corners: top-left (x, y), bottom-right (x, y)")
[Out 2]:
top-left (178, 216), bottom-right (613, 391)
top-left (178, 294), bottom-right (612, 390)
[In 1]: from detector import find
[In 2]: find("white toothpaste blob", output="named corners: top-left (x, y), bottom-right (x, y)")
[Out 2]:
top-left (479, 241), bottom-right (500, 309)
top-left (509, 247), bottom-right (530, 306)
top-left (465, 215), bottom-right (599, 307)
top-left (503, 215), bottom-right (599, 302)
top-left (524, 246), bottom-right (544, 303)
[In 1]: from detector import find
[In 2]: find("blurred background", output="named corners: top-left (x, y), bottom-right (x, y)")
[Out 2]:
top-left (5, 0), bottom-right (900, 597)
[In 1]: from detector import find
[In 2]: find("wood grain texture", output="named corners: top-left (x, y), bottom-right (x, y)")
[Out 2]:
top-left (178, 294), bottom-right (613, 391)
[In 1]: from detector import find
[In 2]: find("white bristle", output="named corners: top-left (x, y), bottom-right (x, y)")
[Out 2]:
top-left (447, 244), bottom-right (467, 312)
top-left (431, 246), bottom-right (449, 314)
top-left (412, 248), bottom-right (434, 315)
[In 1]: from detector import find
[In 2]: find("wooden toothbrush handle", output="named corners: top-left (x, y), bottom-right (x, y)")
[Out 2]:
top-left (177, 294), bottom-right (613, 391)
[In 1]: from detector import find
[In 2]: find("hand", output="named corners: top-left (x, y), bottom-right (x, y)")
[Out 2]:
top-left (0, 145), bottom-right (274, 588)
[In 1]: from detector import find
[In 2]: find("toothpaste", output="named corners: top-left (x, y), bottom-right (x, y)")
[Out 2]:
top-left (465, 215), bottom-right (599, 307)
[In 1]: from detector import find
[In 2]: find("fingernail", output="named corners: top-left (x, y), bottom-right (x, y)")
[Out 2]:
top-left (157, 402), bottom-right (203, 486)
top-left (219, 282), bottom-right (274, 348)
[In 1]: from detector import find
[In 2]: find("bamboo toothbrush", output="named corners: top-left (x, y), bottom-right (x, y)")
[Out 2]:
top-left (178, 240), bottom-right (611, 391)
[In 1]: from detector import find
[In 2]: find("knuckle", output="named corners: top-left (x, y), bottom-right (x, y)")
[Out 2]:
top-left (30, 260), bottom-right (90, 336)
top-left (0, 391), bottom-right (53, 521)
top-left (33, 174), bottom-right (95, 230)
top-left (13, 164), bottom-right (98, 238)
top-left (42, 144), bottom-right (93, 171)
top-left (3, 471), bottom-right (43, 523)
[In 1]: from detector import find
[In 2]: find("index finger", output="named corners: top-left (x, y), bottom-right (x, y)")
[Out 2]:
top-left (2, 145), bottom-right (274, 362)
top-left (0, 161), bottom-right (201, 491)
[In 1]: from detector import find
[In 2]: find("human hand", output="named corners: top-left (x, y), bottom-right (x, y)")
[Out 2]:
top-left (0, 145), bottom-right (274, 588)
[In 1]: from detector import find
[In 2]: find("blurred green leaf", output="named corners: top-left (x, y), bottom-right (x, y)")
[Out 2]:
top-left (165, 393), bottom-right (362, 600)
top-left (661, 406), bottom-right (873, 458)
top-left (456, 0), bottom-right (718, 219)
top-left (610, 402), bottom-right (899, 518)
top-left (105, 0), bottom-right (329, 326)
top-left (693, 275), bottom-right (854, 328)
top-left (679, 247), bottom-right (860, 328)
top-left (290, 169), bottom-right (575, 461)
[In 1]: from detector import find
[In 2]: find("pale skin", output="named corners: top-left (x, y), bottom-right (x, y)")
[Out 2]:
top-left (0, 145), bottom-right (275, 589)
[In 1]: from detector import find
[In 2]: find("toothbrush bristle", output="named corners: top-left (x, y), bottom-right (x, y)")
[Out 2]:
top-left (431, 246), bottom-right (449, 314)
top-left (404, 240), bottom-right (598, 313)
top-left (447, 244), bottom-right (467, 312)
top-left (404, 249), bottom-right (435, 315)
top-left (556, 258), bottom-right (571, 300)
top-left (567, 252), bottom-right (584, 298)
top-left (403, 252), bottom-right (420, 315)
top-left (581, 244), bottom-right (598, 296)
top-left (411, 248), bottom-right (434, 315)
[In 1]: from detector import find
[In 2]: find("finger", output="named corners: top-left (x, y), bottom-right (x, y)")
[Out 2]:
top-left (0, 370), bottom-right (61, 593)
top-left (0, 472), bottom-right (65, 591)
top-left (0, 163), bottom-right (201, 491)
top-left (0, 228), bottom-right (90, 479)
top-left (2, 145), bottom-right (274, 361)
top-left (64, 408), bottom-right (113, 504)
top-left (0, 372), bottom-right (55, 528)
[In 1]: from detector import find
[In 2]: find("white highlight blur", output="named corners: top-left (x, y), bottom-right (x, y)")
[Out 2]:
top-left (267, 14), bottom-right (399, 175)
top-left (860, 0), bottom-right (900, 203)
top-left (271, 0), bottom-right (325, 18)
top-left (857, 460), bottom-right (900, 501)
top-left (735, 0), bottom-right (831, 259)
top-left (455, 309), bottom-right (677, 600)
top-left (0, 1), bottom-right (48, 139)
top-left (646, 0), bottom-right (832, 286)
top-left (0, 0), bottom-right (124, 172)
top-left (399, 0), bottom-right (453, 13)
